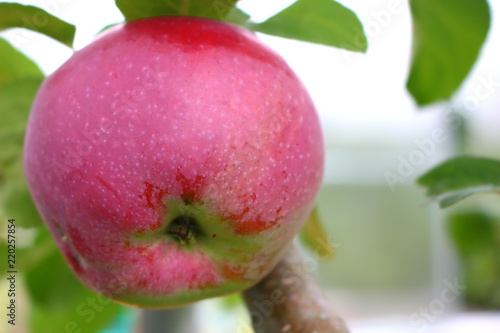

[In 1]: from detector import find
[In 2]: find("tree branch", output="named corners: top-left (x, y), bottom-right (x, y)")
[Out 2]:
top-left (243, 246), bottom-right (349, 333)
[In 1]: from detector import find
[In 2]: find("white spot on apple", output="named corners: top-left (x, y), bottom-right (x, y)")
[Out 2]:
top-left (24, 16), bottom-right (324, 309)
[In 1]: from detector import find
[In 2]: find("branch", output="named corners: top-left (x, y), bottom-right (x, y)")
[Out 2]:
top-left (243, 246), bottom-right (349, 333)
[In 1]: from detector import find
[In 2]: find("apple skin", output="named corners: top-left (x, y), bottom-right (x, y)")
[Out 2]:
top-left (24, 16), bottom-right (324, 308)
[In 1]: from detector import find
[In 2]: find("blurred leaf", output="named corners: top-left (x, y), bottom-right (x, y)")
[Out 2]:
top-left (0, 77), bottom-right (43, 183)
top-left (219, 292), bottom-right (244, 310)
top-left (17, 227), bottom-right (57, 271)
top-left (0, 2), bottom-right (75, 48)
top-left (417, 156), bottom-right (500, 208)
top-left (26, 237), bottom-right (120, 333)
top-left (225, 7), bottom-right (251, 26)
top-left (407, 0), bottom-right (490, 106)
top-left (449, 108), bottom-right (470, 155)
top-left (2, 180), bottom-right (43, 228)
top-left (30, 289), bottom-right (121, 333)
top-left (25, 239), bottom-right (81, 308)
top-left (462, 250), bottom-right (500, 309)
top-left (115, 0), bottom-right (238, 21)
top-left (447, 210), bottom-right (497, 258)
top-left (0, 37), bottom-right (42, 86)
top-left (254, 0), bottom-right (367, 52)
top-left (299, 206), bottom-right (335, 259)
top-left (447, 210), bottom-right (500, 309)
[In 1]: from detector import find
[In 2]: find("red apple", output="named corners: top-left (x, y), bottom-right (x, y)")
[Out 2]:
top-left (24, 16), bottom-right (324, 308)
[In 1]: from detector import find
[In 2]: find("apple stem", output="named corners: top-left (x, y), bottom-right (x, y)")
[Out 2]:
top-left (242, 245), bottom-right (350, 333)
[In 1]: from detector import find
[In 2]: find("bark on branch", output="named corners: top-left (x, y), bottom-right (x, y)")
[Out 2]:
top-left (243, 246), bottom-right (349, 333)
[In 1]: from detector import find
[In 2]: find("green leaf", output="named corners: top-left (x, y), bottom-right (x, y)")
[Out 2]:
top-left (115, 0), bottom-right (239, 21)
top-left (2, 180), bottom-right (43, 228)
top-left (0, 37), bottom-right (42, 86)
top-left (17, 227), bottom-right (57, 271)
top-left (0, 47), bottom-right (43, 223)
top-left (219, 292), bottom-right (244, 310)
top-left (299, 206), bottom-right (335, 259)
top-left (225, 7), bottom-right (251, 26)
top-left (446, 210), bottom-right (500, 309)
top-left (417, 156), bottom-right (500, 208)
top-left (25, 235), bottom-right (121, 333)
top-left (26, 247), bottom-right (87, 308)
top-left (407, 0), bottom-right (490, 106)
top-left (0, 2), bottom-right (75, 48)
top-left (0, 77), bottom-right (43, 183)
top-left (447, 210), bottom-right (498, 258)
top-left (253, 0), bottom-right (367, 52)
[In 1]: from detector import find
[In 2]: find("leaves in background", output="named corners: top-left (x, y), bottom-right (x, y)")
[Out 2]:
top-left (25, 234), bottom-right (121, 333)
top-left (447, 210), bottom-right (500, 309)
top-left (447, 210), bottom-right (498, 257)
top-left (299, 206), bottom-right (336, 259)
top-left (407, 0), bottom-right (491, 106)
top-left (115, 0), bottom-right (367, 52)
top-left (0, 77), bottom-right (42, 182)
top-left (0, 2), bottom-right (75, 48)
top-left (3, 189), bottom-right (41, 232)
top-left (115, 0), bottom-right (239, 21)
top-left (219, 292), bottom-right (244, 310)
top-left (417, 156), bottom-right (500, 208)
top-left (0, 37), bottom-right (42, 86)
top-left (0, 39), bottom-right (44, 227)
top-left (253, 0), bottom-right (367, 52)
top-left (2, 180), bottom-right (43, 228)
top-left (225, 7), bottom-right (251, 26)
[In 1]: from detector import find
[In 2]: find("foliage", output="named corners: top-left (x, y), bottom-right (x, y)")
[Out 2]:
top-left (407, 0), bottom-right (490, 106)
top-left (417, 156), bottom-right (500, 208)
top-left (115, 0), bottom-right (239, 21)
top-left (447, 210), bottom-right (500, 309)
top-left (0, 2), bottom-right (75, 47)
top-left (250, 0), bottom-right (367, 52)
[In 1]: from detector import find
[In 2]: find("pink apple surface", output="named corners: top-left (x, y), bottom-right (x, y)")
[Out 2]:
top-left (24, 16), bottom-right (324, 308)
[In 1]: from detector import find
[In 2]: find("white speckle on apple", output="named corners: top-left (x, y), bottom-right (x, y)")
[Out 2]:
top-left (24, 17), bottom-right (324, 308)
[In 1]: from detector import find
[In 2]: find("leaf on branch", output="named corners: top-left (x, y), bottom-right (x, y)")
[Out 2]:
top-left (0, 38), bottom-right (44, 228)
top-left (0, 78), bottom-right (42, 150)
top-left (2, 180), bottom-right (43, 228)
top-left (25, 231), bottom-right (121, 333)
top-left (406, 0), bottom-right (491, 106)
top-left (115, 0), bottom-right (239, 21)
top-left (225, 7), bottom-right (251, 26)
top-left (0, 37), bottom-right (43, 86)
top-left (0, 2), bottom-right (75, 48)
top-left (447, 210), bottom-right (498, 258)
top-left (299, 206), bottom-right (336, 260)
top-left (417, 156), bottom-right (500, 208)
top-left (253, 0), bottom-right (367, 52)
top-left (0, 77), bottom-right (42, 183)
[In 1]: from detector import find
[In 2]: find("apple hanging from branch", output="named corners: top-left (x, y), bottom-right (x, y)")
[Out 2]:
top-left (24, 16), bottom-right (324, 308)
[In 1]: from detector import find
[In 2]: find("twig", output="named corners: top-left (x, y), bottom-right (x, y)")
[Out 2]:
top-left (243, 246), bottom-right (349, 333)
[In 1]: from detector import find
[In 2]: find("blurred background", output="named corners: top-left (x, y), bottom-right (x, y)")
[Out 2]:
top-left (1, 0), bottom-right (500, 332)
